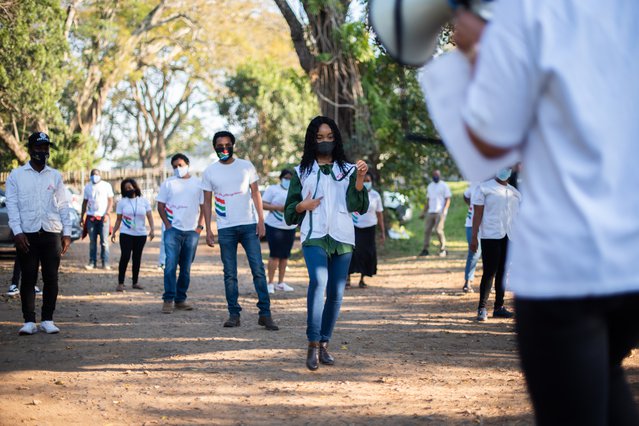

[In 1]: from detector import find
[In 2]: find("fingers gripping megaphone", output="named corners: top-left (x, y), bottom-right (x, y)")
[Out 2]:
top-left (369, 0), bottom-right (495, 67)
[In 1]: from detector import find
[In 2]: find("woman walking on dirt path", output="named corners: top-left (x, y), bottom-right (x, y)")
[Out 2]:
top-left (347, 171), bottom-right (385, 289)
top-left (285, 116), bottom-right (369, 371)
top-left (262, 169), bottom-right (297, 294)
top-left (111, 178), bottom-right (155, 292)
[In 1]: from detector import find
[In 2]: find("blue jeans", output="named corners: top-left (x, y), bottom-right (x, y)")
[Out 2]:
top-left (217, 224), bottom-right (271, 317)
top-left (465, 226), bottom-right (481, 282)
top-left (303, 245), bottom-right (352, 342)
top-left (87, 217), bottom-right (110, 266)
top-left (162, 227), bottom-right (199, 302)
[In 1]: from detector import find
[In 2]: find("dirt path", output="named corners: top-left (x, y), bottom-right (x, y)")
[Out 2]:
top-left (1, 237), bottom-right (637, 425)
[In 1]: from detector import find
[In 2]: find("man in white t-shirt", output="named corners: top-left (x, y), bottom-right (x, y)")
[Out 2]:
top-left (81, 169), bottom-right (114, 270)
top-left (157, 153), bottom-right (205, 314)
top-left (431, 3), bottom-right (639, 423)
top-left (201, 131), bottom-right (279, 331)
top-left (462, 181), bottom-right (481, 293)
top-left (419, 169), bottom-right (451, 257)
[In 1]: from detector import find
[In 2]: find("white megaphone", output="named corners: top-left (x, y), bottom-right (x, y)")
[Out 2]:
top-left (369, 0), bottom-right (495, 67)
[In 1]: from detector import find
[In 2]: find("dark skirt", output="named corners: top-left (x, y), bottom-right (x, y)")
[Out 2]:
top-left (349, 225), bottom-right (378, 277)
top-left (265, 224), bottom-right (296, 259)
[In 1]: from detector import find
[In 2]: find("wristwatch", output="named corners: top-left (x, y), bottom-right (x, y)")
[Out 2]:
top-left (196, 225), bottom-right (204, 231)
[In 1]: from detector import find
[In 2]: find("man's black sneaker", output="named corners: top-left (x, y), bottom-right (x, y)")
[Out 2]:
top-left (418, 249), bottom-right (429, 257)
top-left (493, 306), bottom-right (514, 319)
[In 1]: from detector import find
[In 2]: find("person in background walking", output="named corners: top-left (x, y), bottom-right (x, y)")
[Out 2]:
top-left (262, 169), bottom-right (297, 293)
top-left (419, 170), bottom-right (451, 257)
top-left (462, 181), bottom-right (481, 293)
top-left (81, 169), bottom-right (114, 270)
top-left (347, 171), bottom-right (385, 289)
top-left (5, 131), bottom-right (72, 335)
top-left (157, 153), bottom-right (205, 313)
top-left (285, 116), bottom-right (369, 371)
top-left (470, 169), bottom-right (521, 321)
top-left (111, 178), bottom-right (155, 292)
top-left (6, 258), bottom-right (42, 297)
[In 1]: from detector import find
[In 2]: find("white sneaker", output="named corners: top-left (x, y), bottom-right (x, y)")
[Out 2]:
top-left (84, 264), bottom-right (96, 270)
top-left (39, 320), bottom-right (60, 334)
top-left (267, 284), bottom-right (275, 294)
top-left (6, 284), bottom-right (19, 297)
top-left (34, 286), bottom-right (42, 296)
top-left (275, 282), bottom-right (294, 292)
top-left (18, 322), bottom-right (38, 335)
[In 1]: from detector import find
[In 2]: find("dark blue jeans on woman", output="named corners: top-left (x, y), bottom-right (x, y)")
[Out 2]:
top-left (162, 227), bottom-right (199, 303)
top-left (217, 224), bottom-right (271, 317)
top-left (303, 245), bottom-right (352, 342)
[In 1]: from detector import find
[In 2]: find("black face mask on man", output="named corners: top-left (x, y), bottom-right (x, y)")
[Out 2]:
top-left (316, 141), bottom-right (335, 156)
top-left (31, 151), bottom-right (49, 166)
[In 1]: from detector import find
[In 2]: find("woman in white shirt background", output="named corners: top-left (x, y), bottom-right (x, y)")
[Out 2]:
top-left (111, 178), bottom-right (155, 292)
top-left (262, 169), bottom-right (297, 293)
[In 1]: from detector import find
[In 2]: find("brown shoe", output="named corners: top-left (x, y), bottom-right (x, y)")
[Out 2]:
top-left (258, 316), bottom-right (279, 331)
top-left (132, 283), bottom-right (144, 290)
top-left (223, 315), bottom-right (240, 327)
top-left (116, 284), bottom-right (125, 292)
top-left (175, 301), bottom-right (193, 311)
top-left (162, 301), bottom-right (173, 314)
top-left (319, 341), bottom-right (335, 365)
top-left (306, 341), bottom-right (320, 371)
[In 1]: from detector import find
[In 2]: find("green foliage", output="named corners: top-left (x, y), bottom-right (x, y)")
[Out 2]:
top-left (219, 60), bottom-right (319, 176)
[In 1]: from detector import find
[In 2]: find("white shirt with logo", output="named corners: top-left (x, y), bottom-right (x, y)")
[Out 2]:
top-left (263, 184), bottom-right (297, 230)
top-left (116, 196), bottom-right (152, 236)
top-left (156, 176), bottom-right (204, 232)
top-left (200, 158), bottom-right (259, 230)
top-left (472, 179), bottom-right (521, 240)
top-left (83, 180), bottom-right (114, 217)
top-left (426, 181), bottom-right (451, 214)
top-left (352, 189), bottom-right (383, 229)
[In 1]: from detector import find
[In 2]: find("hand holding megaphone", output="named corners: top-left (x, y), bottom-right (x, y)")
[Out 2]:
top-left (369, 0), bottom-right (495, 67)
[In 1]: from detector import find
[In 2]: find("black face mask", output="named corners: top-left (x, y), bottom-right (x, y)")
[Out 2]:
top-left (125, 190), bottom-right (136, 198)
top-left (316, 141), bottom-right (335, 156)
top-left (31, 151), bottom-right (49, 166)
top-left (215, 146), bottom-right (233, 161)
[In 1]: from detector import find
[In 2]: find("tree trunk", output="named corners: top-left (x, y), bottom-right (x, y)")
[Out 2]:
top-left (0, 117), bottom-right (28, 163)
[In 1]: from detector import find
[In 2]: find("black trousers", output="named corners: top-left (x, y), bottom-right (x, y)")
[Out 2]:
top-left (118, 234), bottom-right (147, 285)
top-left (17, 231), bottom-right (62, 323)
top-left (478, 237), bottom-right (508, 310)
top-left (11, 256), bottom-right (21, 285)
top-left (516, 294), bottom-right (639, 426)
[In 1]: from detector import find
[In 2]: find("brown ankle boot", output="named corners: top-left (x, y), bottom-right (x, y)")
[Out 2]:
top-left (306, 342), bottom-right (320, 371)
top-left (319, 341), bottom-right (335, 365)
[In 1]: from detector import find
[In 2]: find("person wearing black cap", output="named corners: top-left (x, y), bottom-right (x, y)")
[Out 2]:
top-left (5, 132), bottom-right (72, 335)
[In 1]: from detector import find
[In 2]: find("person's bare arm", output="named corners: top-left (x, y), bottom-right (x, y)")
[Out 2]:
top-left (470, 204), bottom-right (484, 253)
top-left (250, 182), bottom-right (266, 238)
top-left (157, 202), bottom-right (172, 230)
top-left (203, 190), bottom-right (215, 247)
top-left (146, 211), bottom-right (155, 241)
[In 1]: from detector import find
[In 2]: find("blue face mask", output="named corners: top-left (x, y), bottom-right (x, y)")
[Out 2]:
top-left (281, 179), bottom-right (291, 190)
top-left (91, 175), bottom-right (101, 184)
top-left (363, 182), bottom-right (372, 191)
top-left (496, 168), bottom-right (512, 181)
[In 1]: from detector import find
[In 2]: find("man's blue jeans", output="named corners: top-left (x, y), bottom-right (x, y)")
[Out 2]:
top-left (87, 217), bottom-right (110, 266)
top-left (465, 226), bottom-right (481, 282)
top-left (162, 227), bottom-right (199, 303)
top-left (217, 224), bottom-right (271, 317)
top-left (303, 245), bottom-right (352, 342)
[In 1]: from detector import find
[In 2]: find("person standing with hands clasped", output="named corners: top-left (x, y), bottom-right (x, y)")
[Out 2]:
top-left (111, 179), bottom-right (155, 292)
top-left (157, 153), bottom-right (205, 313)
top-left (81, 169), bottom-right (114, 270)
top-left (6, 132), bottom-right (72, 335)
top-left (419, 170), bottom-right (451, 257)
top-left (284, 116), bottom-right (369, 371)
top-left (201, 131), bottom-right (279, 331)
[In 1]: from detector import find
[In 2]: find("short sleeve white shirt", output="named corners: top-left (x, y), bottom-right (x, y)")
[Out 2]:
top-left (83, 180), bottom-right (114, 217)
top-left (156, 176), bottom-right (203, 232)
top-left (352, 189), bottom-right (383, 229)
top-left (426, 181), bottom-right (451, 213)
top-left (116, 196), bottom-right (151, 236)
top-left (462, 1), bottom-right (639, 298)
top-left (472, 180), bottom-right (521, 240)
top-left (263, 184), bottom-right (296, 230)
top-left (463, 182), bottom-right (480, 228)
top-left (200, 158), bottom-right (259, 230)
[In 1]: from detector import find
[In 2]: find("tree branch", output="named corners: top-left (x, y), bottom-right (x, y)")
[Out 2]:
top-left (273, 0), bottom-right (316, 74)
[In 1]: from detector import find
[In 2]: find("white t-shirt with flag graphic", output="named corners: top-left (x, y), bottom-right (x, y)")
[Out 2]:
top-left (352, 189), bottom-right (383, 229)
top-left (263, 183), bottom-right (297, 230)
top-left (156, 176), bottom-right (204, 232)
top-left (201, 158), bottom-right (259, 230)
top-left (116, 196), bottom-right (152, 236)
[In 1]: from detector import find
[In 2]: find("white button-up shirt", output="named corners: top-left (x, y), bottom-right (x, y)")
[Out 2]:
top-left (6, 162), bottom-right (72, 236)
top-left (472, 179), bottom-right (521, 240)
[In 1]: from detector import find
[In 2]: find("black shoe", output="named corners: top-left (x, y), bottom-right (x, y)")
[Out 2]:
top-left (319, 341), bottom-right (335, 365)
top-left (419, 249), bottom-right (429, 256)
top-left (258, 316), bottom-right (279, 331)
top-left (223, 315), bottom-right (241, 327)
top-left (358, 280), bottom-right (368, 289)
top-left (306, 342), bottom-right (319, 371)
top-left (462, 283), bottom-right (474, 293)
top-left (493, 306), bottom-right (514, 319)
